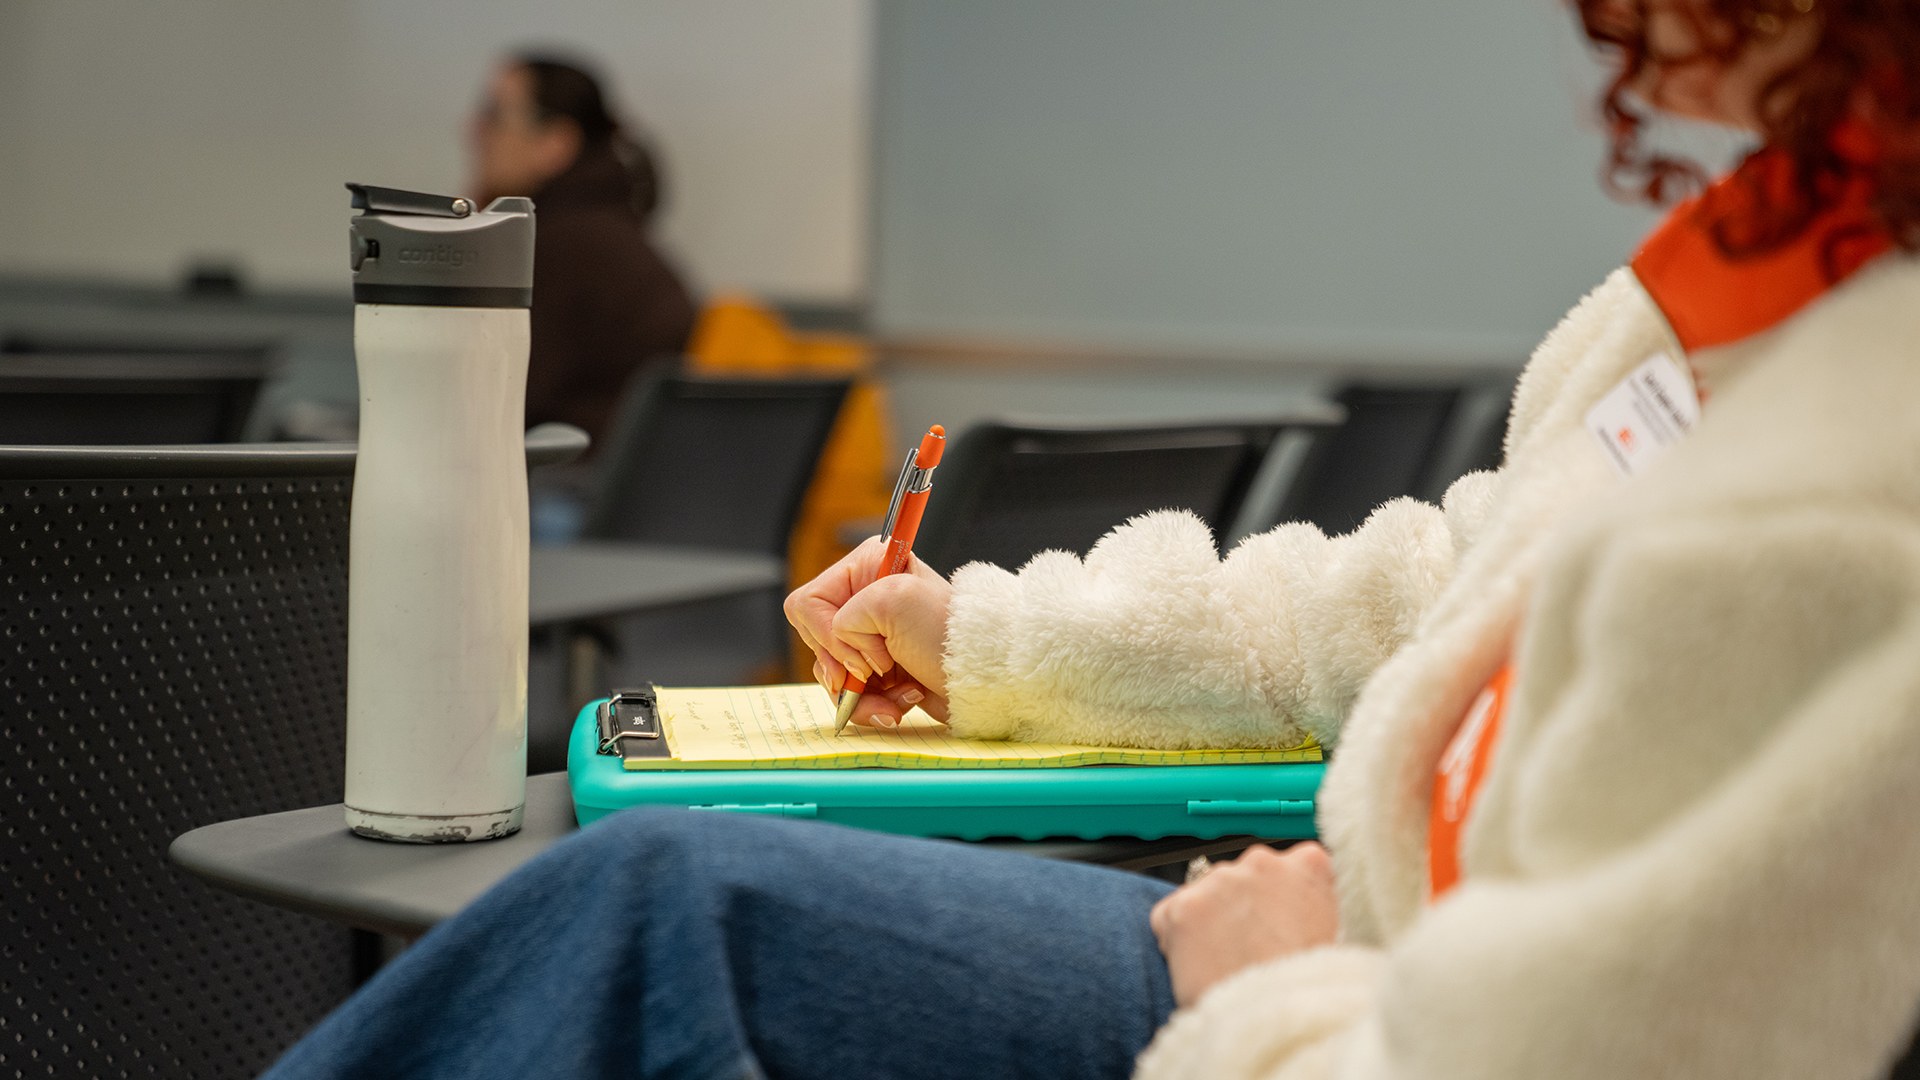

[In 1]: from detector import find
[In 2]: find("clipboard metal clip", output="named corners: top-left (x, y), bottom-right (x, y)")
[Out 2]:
top-left (597, 686), bottom-right (663, 755)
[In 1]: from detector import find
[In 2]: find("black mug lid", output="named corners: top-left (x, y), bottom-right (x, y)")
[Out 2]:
top-left (346, 183), bottom-right (535, 308)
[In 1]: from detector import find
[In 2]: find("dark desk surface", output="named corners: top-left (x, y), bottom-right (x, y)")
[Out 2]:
top-left (170, 773), bottom-right (1259, 939)
top-left (527, 542), bottom-right (785, 627)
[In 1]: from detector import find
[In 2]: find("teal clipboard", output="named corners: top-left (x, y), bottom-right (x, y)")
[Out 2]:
top-left (566, 698), bottom-right (1324, 842)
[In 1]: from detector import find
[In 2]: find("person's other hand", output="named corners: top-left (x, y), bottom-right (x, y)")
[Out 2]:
top-left (784, 536), bottom-right (954, 729)
top-left (1149, 842), bottom-right (1341, 1008)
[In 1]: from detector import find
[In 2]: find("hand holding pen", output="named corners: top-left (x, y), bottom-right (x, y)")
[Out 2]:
top-left (784, 425), bottom-right (950, 733)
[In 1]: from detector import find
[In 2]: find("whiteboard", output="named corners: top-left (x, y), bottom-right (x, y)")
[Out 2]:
top-left (870, 0), bottom-right (1673, 362)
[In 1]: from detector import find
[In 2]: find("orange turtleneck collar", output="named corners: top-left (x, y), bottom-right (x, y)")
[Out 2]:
top-left (1630, 132), bottom-right (1893, 355)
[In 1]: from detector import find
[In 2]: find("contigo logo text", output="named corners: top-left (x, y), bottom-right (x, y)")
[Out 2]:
top-left (397, 244), bottom-right (480, 269)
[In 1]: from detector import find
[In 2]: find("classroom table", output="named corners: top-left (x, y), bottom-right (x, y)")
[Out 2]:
top-left (527, 541), bottom-right (785, 628)
top-left (169, 773), bottom-right (1262, 940)
top-left (526, 541), bottom-right (788, 718)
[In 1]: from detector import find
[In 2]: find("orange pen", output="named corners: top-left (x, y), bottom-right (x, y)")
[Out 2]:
top-left (834, 424), bottom-right (946, 733)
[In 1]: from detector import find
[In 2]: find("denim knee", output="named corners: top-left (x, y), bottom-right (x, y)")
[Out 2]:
top-left (562, 806), bottom-right (744, 882)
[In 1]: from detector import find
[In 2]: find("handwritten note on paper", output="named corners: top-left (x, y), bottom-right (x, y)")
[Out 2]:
top-left (628, 684), bottom-right (1321, 771)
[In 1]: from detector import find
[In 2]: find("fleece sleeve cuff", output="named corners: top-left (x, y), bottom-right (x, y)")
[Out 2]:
top-left (1135, 946), bottom-right (1385, 1080)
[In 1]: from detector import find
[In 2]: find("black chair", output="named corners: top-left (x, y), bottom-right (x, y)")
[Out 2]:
top-left (0, 427), bottom-right (586, 1080)
top-left (912, 412), bottom-right (1341, 576)
top-left (0, 350), bottom-right (273, 444)
top-left (1412, 375), bottom-right (1516, 503)
top-left (581, 370), bottom-right (853, 554)
top-left (536, 372), bottom-right (851, 753)
top-left (1268, 379), bottom-right (1512, 537)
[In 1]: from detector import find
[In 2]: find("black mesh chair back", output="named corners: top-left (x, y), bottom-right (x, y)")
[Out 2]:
top-left (581, 372), bottom-right (852, 557)
top-left (913, 414), bottom-right (1339, 576)
top-left (0, 350), bottom-right (272, 444)
top-left (0, 428), bottom-right (585, 1080)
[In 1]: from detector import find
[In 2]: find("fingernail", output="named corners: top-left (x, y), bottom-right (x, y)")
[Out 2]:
top-left (900, 688), bottom-right (924, 705)
top-left (869, 713), bottom-right (896, 729)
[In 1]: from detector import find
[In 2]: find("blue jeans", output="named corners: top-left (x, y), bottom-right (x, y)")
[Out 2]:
top-left (264, 808), bottom-right (1177, 1079)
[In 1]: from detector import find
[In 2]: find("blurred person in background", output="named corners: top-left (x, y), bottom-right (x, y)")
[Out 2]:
top-left (471, 52), bottom-right (697, 448)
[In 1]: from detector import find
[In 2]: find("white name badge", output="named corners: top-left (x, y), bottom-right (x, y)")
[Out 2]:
top-left (1584, 352), bottom-right (1702, 479)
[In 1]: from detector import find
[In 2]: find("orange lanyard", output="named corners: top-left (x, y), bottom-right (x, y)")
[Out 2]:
top-left (1428, 666), bottom-right (1511, 899)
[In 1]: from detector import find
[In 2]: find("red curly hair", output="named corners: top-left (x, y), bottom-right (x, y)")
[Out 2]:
top-left (1575, 0), bottom-right (1920, 258)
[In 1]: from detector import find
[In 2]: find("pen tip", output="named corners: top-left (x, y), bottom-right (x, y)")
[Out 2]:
top-left (831, 687), bottom-right (859, 733)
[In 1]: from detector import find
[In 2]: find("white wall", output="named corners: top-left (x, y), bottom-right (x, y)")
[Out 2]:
top-left (0, 0), bottom-right (870, 303)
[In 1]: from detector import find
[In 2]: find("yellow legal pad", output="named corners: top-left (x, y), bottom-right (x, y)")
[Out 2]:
top-left (629, 683), bottom-right (1322, 770)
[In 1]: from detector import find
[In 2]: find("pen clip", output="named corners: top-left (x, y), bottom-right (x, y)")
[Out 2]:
top-left (878, 447), bottom-right (917, 541)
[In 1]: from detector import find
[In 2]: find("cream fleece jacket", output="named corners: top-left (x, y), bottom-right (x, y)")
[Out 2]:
top-left (942, 254), bottom-right (1920, 1079)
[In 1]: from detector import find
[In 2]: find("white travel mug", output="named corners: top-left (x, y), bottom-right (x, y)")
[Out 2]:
top-left (342, 184), bottom-right (536, 842)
